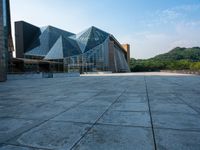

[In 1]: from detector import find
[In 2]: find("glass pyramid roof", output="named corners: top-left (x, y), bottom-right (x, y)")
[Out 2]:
top-left (85, 26), bottom-right (110, 52)
top-left (44, 36), bottom-right (81, 60)
top-left (74, 26), bottom-right (110, 53)
top-left (25, 26), bottom-right (75, 57)
top-left (25, 25), bottom-right (111, 58)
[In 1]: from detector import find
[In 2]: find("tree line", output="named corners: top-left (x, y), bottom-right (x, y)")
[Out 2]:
top-left (130, 59), bottom-right (200, 72)
top-left (130, 47), bottom-right (200, 72)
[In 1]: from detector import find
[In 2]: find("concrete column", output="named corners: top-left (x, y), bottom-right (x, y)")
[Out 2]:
top-left (0, 0), bottom-right (7, 81)
top-left (0, 0), bottom-right (13, 81)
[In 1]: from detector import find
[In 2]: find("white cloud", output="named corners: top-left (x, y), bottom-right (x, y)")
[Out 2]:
top-left (160, 9), bottom-right (181, 20)
top-left (124, 4), bottom-right (200, 59)
top-left (149, 4), bottom-right (200, 27)
top-left (120, 17), bottom-right (200, 59)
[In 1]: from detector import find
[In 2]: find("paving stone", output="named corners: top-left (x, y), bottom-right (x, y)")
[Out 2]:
top-left (125, 89), bottom-right (146, 94)
top-left (93, 96), bottom-right (117, 103)
top-left (0, 98), bottom-right (25, 108)
top-left (98, 110), bottom-right (151, 127)
top-left (62, 92), bottom-right (98, 100)
top-left (180, 95), bottom-right (200, 114)
top-left (0, 73), bottom-right (200, 150)
top-left (152, 112), bottom-right (200, 130)
top-left (80, 98), bottom-right (113, 108)
top-left (155, 129), bottom-right (200, 150)
top-left (0, 145), bottom-right (43, 150)
top-left (151, 103), bottom-right (198, 114)
top-left (78, 102), bottom-right (110, 110)
top-left (10, 121), bottom-right (91, 150)
top-left (118, 94), bottom-right (147, 103)
top-left (0, 118), bottom-right (40, 143)
top-left (0, 102), bottom-right (68, 120)
top-left (53, 107), bottom-right (105, 123)
top-left (111, 103), bottom-right (149, 111)
top-left (148, 94), bottom-right (183, 104)
top-left (73, 125), bottom-right (154, 150)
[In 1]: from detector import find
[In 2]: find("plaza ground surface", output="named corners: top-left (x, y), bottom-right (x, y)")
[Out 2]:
top-left (0, 72), bottom-right (200, 150)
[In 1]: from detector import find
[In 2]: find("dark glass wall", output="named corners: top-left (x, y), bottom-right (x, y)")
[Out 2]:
top-left (15, 21), bottom-right (40, 58)
top-left (0, 0), bottom-right (12, 81)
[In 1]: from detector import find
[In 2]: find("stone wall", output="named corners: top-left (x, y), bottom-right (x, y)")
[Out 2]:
top-left (7, 73), bottom-right (80, 80)
top-left (160, 70), bottom-right (200, 75)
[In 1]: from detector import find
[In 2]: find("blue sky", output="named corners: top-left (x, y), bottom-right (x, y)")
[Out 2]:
top-left (10, 0), bottom-right (200, 58)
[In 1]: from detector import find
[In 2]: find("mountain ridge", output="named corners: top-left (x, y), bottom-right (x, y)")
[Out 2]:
top-left (152, 47), bottom-right (200, 61)
top-left (130, 47), bottom-right (200, 72)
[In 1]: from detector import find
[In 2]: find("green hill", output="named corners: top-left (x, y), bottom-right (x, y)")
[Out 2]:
top-left (152, 47), bottom-right (200, 61)
top-left (130, 47), bottom-right (200, 72)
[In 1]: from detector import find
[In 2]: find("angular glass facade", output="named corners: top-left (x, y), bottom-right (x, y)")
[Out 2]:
top-left (64, 37), bottom-right (110, 73)
top-left (15, 21), bottom-right (130, 73)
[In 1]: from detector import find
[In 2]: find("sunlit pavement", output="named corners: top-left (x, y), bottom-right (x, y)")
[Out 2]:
top-left (0, 72), bottom-right (200, 150)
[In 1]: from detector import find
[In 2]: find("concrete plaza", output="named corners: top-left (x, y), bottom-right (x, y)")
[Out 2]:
top-left (0, 72), bottom-right (200, 150)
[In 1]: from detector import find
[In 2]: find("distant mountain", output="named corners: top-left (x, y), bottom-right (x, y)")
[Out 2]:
top-left (152, 47), bottom-right (200, 61)
top-left (130, 47), bottom-right (200, 72)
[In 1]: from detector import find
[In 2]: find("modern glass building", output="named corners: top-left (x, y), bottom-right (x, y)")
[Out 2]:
top-left (0, 0), bottom-right (13, 81)
top-left (15, 21), bottom-right (130, 73)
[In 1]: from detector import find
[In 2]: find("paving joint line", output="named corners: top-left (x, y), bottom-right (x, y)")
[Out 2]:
top-left (176, 95), bottom-right (200, 115)
top-left (165, 79), bottom-right (200, 115)
top-left (180, 99), bottom-right (200, 115)
top-left (95, 122), bottom-right (152, 129)
top-left (144, 76), bottom-right (157, 150)
top-left (3, 90), bottom-right (106, 147)
top-left (0, 143), bottom-right (53, 150)
top-left (69, 88), bottom-right (128, 150)
top-left (154, 126), bottom-right (200, 132)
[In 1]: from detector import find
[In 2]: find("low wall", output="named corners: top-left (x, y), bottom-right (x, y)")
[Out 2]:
top-left (160, 70), bottom-right (200, 75)
top-left (8, 72), bottom-right (80, 80)
top-left (84, 71), bottom-right (112, 74)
